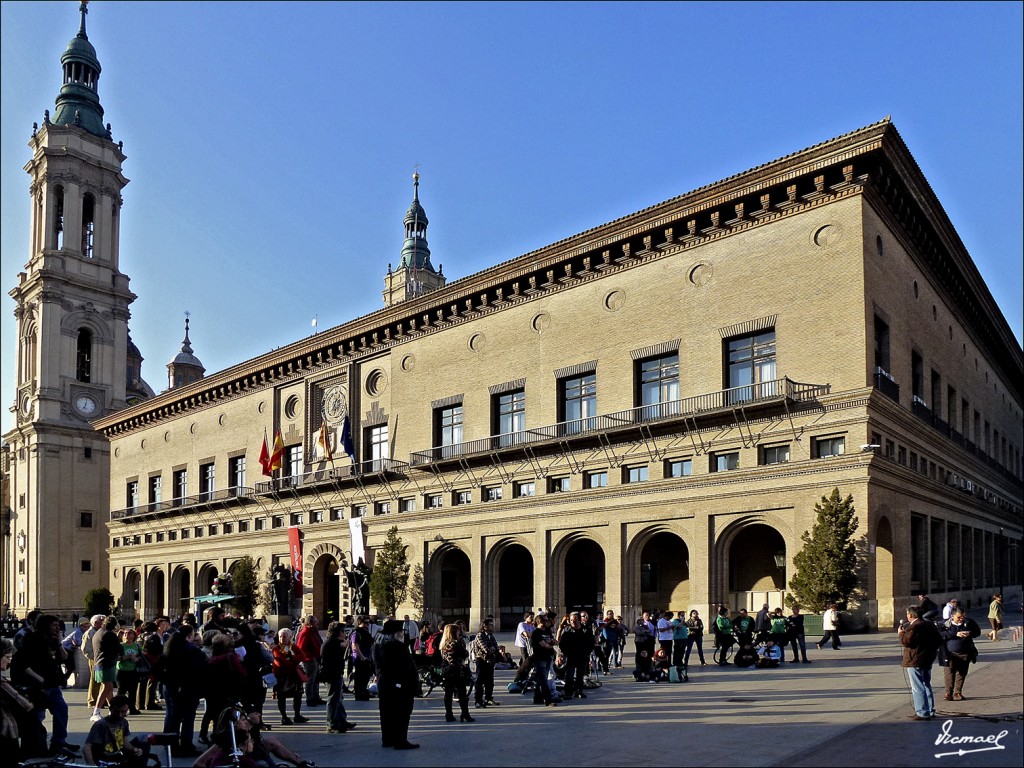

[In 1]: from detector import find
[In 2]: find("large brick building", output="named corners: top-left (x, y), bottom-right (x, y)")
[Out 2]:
top-left (5, 8), bottom-right (1022, 628)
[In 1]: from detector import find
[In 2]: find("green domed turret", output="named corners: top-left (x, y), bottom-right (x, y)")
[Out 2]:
top-left (52, 2), bottom-right (109, 139)
top-left (400, 173), bottom-right (435, 271)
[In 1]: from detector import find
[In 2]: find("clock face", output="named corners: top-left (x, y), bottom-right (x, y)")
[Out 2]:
top-left (322, 384), bottom-right (348, 424)
top-left (75, 395), bottom-right (98, 415)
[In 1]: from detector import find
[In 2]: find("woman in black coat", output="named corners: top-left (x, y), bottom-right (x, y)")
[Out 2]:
top-left (371, 620), bottom-right (419, 750)
top-left (937, 608), bottom-right (981, 701)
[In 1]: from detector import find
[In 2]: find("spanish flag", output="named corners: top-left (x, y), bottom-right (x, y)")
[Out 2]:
top-left (269, 428), bottom-right (284, 473)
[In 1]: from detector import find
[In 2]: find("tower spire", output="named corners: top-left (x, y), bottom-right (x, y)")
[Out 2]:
top-left (53, 0), bottom-right (108, 138)
top-left (383, 172), bottom-right (446, 306)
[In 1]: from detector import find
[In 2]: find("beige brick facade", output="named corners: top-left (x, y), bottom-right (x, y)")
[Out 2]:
top-left (77, 120), bottom-right (1022, 632)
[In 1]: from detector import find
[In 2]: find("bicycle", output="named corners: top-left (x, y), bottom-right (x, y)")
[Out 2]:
top-left (712, 636), bottom-right (735, 666)
top-left (415, 655), bottom-right (444, 697)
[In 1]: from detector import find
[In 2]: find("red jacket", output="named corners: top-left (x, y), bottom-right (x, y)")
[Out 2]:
top-left (295, 625), bottom-right (323, 662)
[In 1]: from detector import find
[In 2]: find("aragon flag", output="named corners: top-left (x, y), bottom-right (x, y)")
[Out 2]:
top-left (259, 430), bottom-right (272, 477)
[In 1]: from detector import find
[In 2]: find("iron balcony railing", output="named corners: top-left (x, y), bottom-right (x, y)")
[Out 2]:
top-left (111, 486), bottom-right (256, 520)
top-left (253, 457), bottom-right (409, 495)
top-left (873, 367), bottom-right (900, 403)
top-left (410, 376), bottom-right (829, 467)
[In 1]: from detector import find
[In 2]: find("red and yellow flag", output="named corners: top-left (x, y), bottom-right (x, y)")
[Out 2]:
top-left (269, 428), bottom-right (284, 473)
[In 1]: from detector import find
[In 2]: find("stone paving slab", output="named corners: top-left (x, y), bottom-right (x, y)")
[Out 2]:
top-left (53, 626), bottom-right (1022, 767)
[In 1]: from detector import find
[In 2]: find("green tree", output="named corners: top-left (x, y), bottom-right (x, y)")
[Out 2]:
top-left (369, 526), bottom-right (410, 617)
top-left (786, 488), bottom-right (859, 612)
top-left (84, 587), bottom-right (115, 617)
top-left (230, 555), bottom-right (259, 617)
top-left (408, 564), bottom-right (425, 620)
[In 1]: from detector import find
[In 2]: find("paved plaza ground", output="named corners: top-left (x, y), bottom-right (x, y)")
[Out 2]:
top-left (50, 610), bottom-right (1023, 768)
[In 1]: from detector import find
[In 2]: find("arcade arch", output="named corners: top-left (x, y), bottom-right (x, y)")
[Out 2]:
top-left (714, 519), bottom-right (788, 611)
top-left (427, 545), bottom-right (471, 626)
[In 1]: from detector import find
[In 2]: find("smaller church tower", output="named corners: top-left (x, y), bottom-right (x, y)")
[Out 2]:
top-left (383, 173), bottom-right (445, 306)
top-left (167, 316), bottom-right (205, 390)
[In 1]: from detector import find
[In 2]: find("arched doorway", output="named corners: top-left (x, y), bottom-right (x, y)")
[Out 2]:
top-left (564, 539), bottom-right (605, 615)
top-left (727, 524), bottom-right (786, 611)
top-left (638, 532), bottom-right (690, 613)
top-left (312, 554), bottom-right (342, 625)
top-left (196, 564), bottom-right (218, 597)
top-left (497, 544), bottom-right (533, 630)
top-left (121, 570), bottom-right (141, 620)
top-left (876, 516), bottom-right (895, 628)
top-left (428, 547), bottom-right (471, 626)
top-left (169, 566), bottom-right (191, 619)
top-left (145, 568), bottom-right (165, 620)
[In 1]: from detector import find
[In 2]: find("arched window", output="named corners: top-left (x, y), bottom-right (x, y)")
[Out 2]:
top-left (21, 325), bottom-right (37, 385)
top-left (82, 194), bottom-right (95, 258)
top-left (76, 328), bottom-right (92, 382)
top-left (53, 186), bottom-right (65, 250)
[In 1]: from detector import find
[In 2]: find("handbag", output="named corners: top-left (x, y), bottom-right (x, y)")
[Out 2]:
top-left (296, 663), bottom-right (311, 683)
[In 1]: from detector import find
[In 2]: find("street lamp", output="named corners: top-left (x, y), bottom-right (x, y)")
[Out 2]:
top-left (773, 551), bottom-right (786, 569)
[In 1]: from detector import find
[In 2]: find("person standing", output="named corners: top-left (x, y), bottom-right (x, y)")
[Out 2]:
top-left (440, 624), bottom-right (474, 722)
top-left (90, 616), bottom-right (121, 722)
top-left (320, 621), bottom-right (356, 734)
top-left (512, 612), bottom-right (535, 684)
top-left (371, 620), bottom-right (419, 749)
top-left (349, 617), bottom-right (375, 701)
top-left (402, 615), bottom-right (419, 654)
top-left (786, 606), bottom-right (810, 663)
top-left (683, 610), bottom-right (706, 667)
top-left (938, 607), bottom-right (981, 702)
top-left (82, 615), bottom-right (105, 711)
top-left (754, 603), bottom-right (772, 636)
top-left (472, 618), bottom-right (500, 708)
top-left (529, 614), bottom-right (557, 707)
top-left (816, 604), bottom-right (842, 650)
top-left (152, 624), bottom-right (207, 758)
top-left (941, 598), bottom-right (959, 621)
top-left (116, 629), bottom-right (143, 716)
top-left (670, 612), bottom-right (689, 669)
top-left (899, 605), bottom-right (942, 720)
top-left (599, 611), bottom-right (619, 671)
top-left (987, 594), bottom-right (1003, 641)
top-left (271, 628), bottom-right (309, 726)
top-left (294, 616), bottom-right (324, 707)
top-left (558, 613), bottom-right (590, 700)
top-left (10, 614), bottom-right (79, 757)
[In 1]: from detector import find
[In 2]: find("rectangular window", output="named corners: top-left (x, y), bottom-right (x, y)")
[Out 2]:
top-left (352, 505), bottom-right (367, 518)
top-left (637, 354), bottom-right (680, 418)
top-left (285, 445), bottom-right (302, 487)
top-left (167, 530), bottom-right (177, 541)
top-left (172, 469), bottom-right (188, 505)
top-left (560, 373), bottom-right (597, 432)
top-left (126, 481), bottom-right (139, 511)
top-left (223, 522), bottom-right (235, 533)
top-left (148, 475), bottom-right (162, 508)
top-left (83, 446), bottom-right (92, 460)
top-left (290, 512), bottom-right (304, 526)
top-left (434, 405), bottom-right (463, 454)
top-left (181, 528), bottom-right (190, 540)
top-left (947, 386), bottom-right (957, 430)
top-left (144, 533), bottom-right (153, 544)
top-left (665, 459), bottom-right (692, 478)
top-left (271, 516), bottom-right (284, 529)
top-left (493, 390), bottom-right (526, 446)
top-left (726, 330), bottom-right (777, 401)
top-left (910, 452), bottom-right (919, 472)
top-left (548, 476), bottom-right (570, 493)
top-left (885, 439), bottom-right (895, 459)
top-left (897, 446), bottom-right (907, 465)
top-left (711, 452), bottom-right (739, 472)
top-left (816, 436), bottom-right (846, 458)
top-left (426, 493), bottom-right (443, 509)
top-left (238, 520), bottom-right (250, 533)
top-left (454, 489), bottom-right (473, 506)
top-left (229, 456), bottom-right (247, 493)
top-left (199, 462), bottom-right (216, 501)
top-left (761, 445), bottom-right (790, 465)
top-left (311, 510), bottom-right (324, 524)
top-left (79, 512), bottom-right (93, 528)
top-left (584, 470), bottom-right (608, 489)
top-left (623, 465), bottom-right (648, 483)
top-left (931, 370), bottom-right (942, 415)
top-left (208, 524), bottom-right (218, 536)
top-left (874, 315), bottom-right (890, 373)
top-left (81, 560), bottom-right (92, 572)
top-left (156, 531), bottom-right (165, 542)
top-left (911, 350), bottom-right (924, 400)
top-left (330, 508), bottom-right (343, 522)
top-left (374, 502), bottom-right (391, 516)
top-left (514, 481), bottom-right (536, 498)
top-left (194, 526), bottom-right (204, 538)
top-left (484, 485), bottom-right (503, 502)
top-left (399, 498), bottom-right (416, 513)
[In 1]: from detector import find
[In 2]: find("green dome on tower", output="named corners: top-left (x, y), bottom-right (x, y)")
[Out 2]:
top-left (52, 2), bottom-right (109, 139)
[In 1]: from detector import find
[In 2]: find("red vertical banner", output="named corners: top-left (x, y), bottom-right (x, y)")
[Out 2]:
top-left (288, 526), bottom-right (303, 598)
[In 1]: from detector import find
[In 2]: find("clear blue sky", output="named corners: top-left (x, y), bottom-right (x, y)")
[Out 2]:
top-left (2, 1), bottom-right (1022, 435)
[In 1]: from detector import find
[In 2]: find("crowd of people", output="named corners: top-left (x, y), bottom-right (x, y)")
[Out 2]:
top-left (0, 594), bottom-right (1014, 760)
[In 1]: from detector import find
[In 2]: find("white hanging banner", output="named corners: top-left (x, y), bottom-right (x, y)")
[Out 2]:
top-left (349, 516), bottom-right (365, 566)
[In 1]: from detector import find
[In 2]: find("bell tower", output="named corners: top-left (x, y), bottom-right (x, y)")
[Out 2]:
top-left (3, 2), bottom-right (144, 613)
top-left (383, 173), bottom-right (446, 306)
